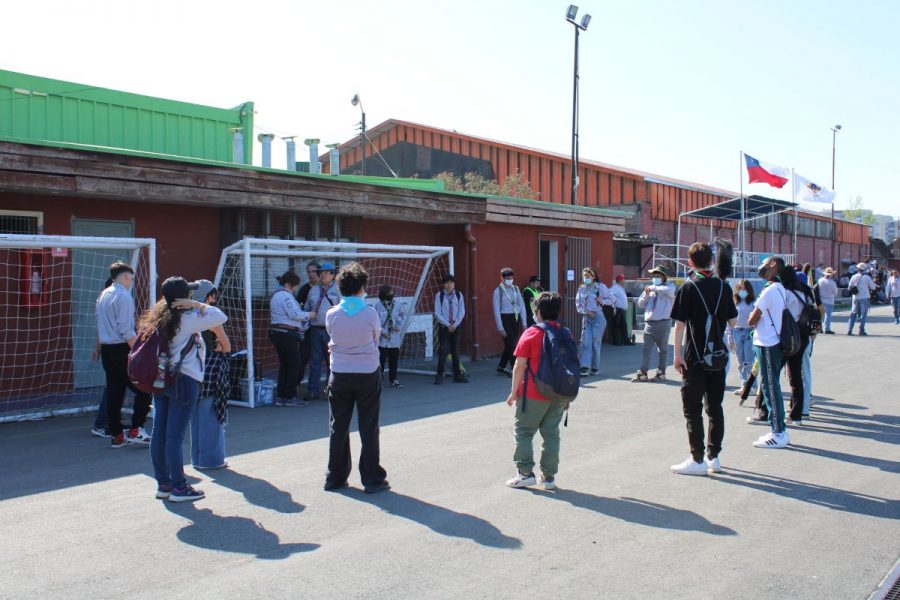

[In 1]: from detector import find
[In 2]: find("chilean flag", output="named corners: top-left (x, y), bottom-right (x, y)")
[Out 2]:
top-left (744, 154), bottom-right (790, 188)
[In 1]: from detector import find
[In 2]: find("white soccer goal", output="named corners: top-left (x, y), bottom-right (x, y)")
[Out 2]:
top-left (0, 234), bottom-right (156, 423)
top-left (214, 237), bottom-right (454, 408)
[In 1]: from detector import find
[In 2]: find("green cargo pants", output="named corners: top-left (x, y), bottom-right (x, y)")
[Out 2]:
top-left (513, 398), bottom-right (566, 478)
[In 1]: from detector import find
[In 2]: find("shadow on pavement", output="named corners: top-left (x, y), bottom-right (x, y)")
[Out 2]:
top-left (164, 502), bottom-right (319, 559)
top-left (531, 489), bottom-right (737, 536)
top-left (712, 468), bottom-right (898, 520)
top-left (347, 489), bottom-right (522, 549)
top-left (789, 444), bottom-right (900, 474)
top-left (204, 467), bottom-right (305, 514)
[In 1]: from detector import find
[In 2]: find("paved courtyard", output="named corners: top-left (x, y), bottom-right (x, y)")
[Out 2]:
top-left (1, 305), bottom-right (898, 599)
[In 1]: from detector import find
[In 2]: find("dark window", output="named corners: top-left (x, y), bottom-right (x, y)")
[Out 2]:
top-left (0, 211), bottom-right (41, 234)
top-left (614, 242), bottom-right (642, 266)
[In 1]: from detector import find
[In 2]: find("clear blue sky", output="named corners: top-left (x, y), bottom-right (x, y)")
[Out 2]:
top-left (3, 0), bottom-right (897, 215)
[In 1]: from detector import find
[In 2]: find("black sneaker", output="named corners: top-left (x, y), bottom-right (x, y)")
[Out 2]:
top-left (323, 480), bottom-right (349, 492)
top-left (590, 369), bottom-right (600, 376)
top-left (497, 367), bottom-right (511, 377)
top-left (434, 375), bottom-right (444, 385)
top-left (363, 480), bottom-right (391, 494)
top-left (453, 374), bottom-right (469, 383)
top-left (579, 367), bottom-right (590, 376)
top-left (168, 485), bottom-right (205, 503)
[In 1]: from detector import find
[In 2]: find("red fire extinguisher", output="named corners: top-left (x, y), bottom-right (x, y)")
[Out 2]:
top-left (21, 250), bottom-right (48, 307)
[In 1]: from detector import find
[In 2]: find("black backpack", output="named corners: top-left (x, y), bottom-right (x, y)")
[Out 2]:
top-left (791, 289), bottom-right (821, 337)
top-left (686, 279), bottom-right (728, 371)
top-left (764, 288), bottom-right (801, 357)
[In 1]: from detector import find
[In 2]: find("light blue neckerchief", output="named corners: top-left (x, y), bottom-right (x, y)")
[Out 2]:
top-left (338, 295), bottom-right (366, 317)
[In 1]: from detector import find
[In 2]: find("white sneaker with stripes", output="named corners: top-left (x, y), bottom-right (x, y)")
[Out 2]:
top-left (752, 431), bottom-right (790, 449)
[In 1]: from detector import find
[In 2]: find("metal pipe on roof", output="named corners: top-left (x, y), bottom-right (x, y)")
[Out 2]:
top-left (283, 137), bottom-right (296, 171)
top-left (230, 128), bottom-right (244, 164)
top-left (304, 139), bottom-right (320, 175)
top-left (258, 133), bottom-right (274, 168)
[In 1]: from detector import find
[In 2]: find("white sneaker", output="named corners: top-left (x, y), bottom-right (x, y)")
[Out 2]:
top-left (670, 457), bottom-right (708, 476)
top-left (506, 472), bottom-right (537, 488)
top-left (540, 476), bottom-right (557, 490)
top-left (125, 427), bottom-right (152, 446)
top-left (705, 456), bottom-right (722, 473)
top-left (752, 431), bottom-right (790, 449)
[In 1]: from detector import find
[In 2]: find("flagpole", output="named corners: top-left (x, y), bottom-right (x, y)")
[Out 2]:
top-left (791, 167), bottom-right (798, 261)
top-left (739, 150), bottom-right (745, 277)
top-left (830, 202), bottom-right (836, 269)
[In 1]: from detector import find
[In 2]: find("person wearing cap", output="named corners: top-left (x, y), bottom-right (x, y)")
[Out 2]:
top-left (609, 274), bottom-right (629, 345)
top-left (632, 266), bottom-right (676, 382)
top-left (269, 270), bottom-right (315, 406)
top-left (847, 262), bottom-right (875, 335)
top-left (493, 267), bottom-right (528, 377)
top-left (190, 280), bottom-right (232, 470)
top-left (816, 267), bottom-right (839, 334)
top-left (576, 267), bottom-right (613, 376)
top-left (145, 276), bottom-right (228, 502)
top-left (888, 269), bottom-right (900, 324)
top-left (96, 261), bottom-right (154, 448)
top-left (304, 262), bottom-right (342, 399)
top-left (523, 275), bottom-right (543, 327)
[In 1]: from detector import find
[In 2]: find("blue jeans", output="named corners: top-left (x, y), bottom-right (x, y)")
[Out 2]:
top-left (191, 396), bottom-right (226, 469)
top-left (755, 344), bottom-right (785, 434)
top-left (93, 388), bottom-right (109, 430)
top-left (801, 340), bottom-right (813, 414)
top-left (848, 298), bottom-right (870, 333)
top-left (307, 327), bottom-right (331, 395)
top-left (823, 303), bottom-right (834, 331)
top-left (150, 376), bottom-right (199, 491)
top-left (732, 327), bottom-right (754, 386)
top-left (892, 297), bottom-right (900, 321)
top-left (580, 314), bottom-right (606, 371)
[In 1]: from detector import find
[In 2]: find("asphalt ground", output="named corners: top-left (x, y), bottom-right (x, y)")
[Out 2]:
top-left (1, 305), bottom-right (898, 600)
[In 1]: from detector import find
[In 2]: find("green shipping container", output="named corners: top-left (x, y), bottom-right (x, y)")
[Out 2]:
top-left (0, 69), bottom-right (253, 163)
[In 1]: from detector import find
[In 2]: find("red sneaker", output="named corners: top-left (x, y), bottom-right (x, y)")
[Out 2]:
top-left (110, 433), bottom-right (126, 448)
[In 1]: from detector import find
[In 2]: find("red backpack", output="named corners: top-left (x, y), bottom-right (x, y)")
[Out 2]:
top-left (128, 329), bottom-right (197, 394)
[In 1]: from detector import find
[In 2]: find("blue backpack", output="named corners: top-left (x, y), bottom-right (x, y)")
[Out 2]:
top-left (523, 322), bottom-right (581, 408)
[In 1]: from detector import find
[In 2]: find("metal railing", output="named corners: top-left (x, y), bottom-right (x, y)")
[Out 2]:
top-left (652, 244), bottom-right (797, 278)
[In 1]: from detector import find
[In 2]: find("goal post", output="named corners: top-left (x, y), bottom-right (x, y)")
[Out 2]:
top-left (214, 237), bottom-right (454, 408)
top-left (0, 234), bottom-right (156, 423)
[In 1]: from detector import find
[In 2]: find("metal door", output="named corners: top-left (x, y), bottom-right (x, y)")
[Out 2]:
top-left (564, 236), bottom-right (591, 341)
top-left (71, 219), bottom-right (134, 389)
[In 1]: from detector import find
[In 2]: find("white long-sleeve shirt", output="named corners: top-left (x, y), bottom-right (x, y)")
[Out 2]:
top-left (96, 283), bottom-right (136, 344)
top-left (849, 272), bottom-right (876, 300)
top-left (376, 300), bottom-right (404, 348)
top-left (637, 282), bottom-right (676, 321)
top-left (575, 283), bottom-right (613, 316)
top-left (270, 288), bottom-right (311, 328)
top-left (610, 283), bottom-right (628, 310)
top-left (492, 284), bottom-right (527, 331)
top-left (167, 306), bottom-right (228, 383)
top-left (435, 289), bottom-right (465, 328)
top-left (887, 275), bottom-right (900, 299)
top-left (816, 277), bottom-right (839, 305)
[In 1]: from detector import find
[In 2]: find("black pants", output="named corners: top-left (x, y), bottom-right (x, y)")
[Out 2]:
top-left (610, 307), bottom-right (628, 345)
top-left (101, 343), bottom-right (152, 438)
top-left (297, 333), bottom-right (312, 385)
top-left (437, 325), bottom-right (462, 376)
top-left (269, 330), bottom-right (300, 400)
top-left (498, 314), bottom-right (521, 370)
top-left (379, 347), bottom-right (400, 381)
top-left (785, 335), bottom-right (810, 420)
top-left (326, 370), bottom-right (387, 487)
top-left (680, 364), bottom-right (726, 462)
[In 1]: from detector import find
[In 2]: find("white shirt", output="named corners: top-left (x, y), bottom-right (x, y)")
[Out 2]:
top-left (376, 300), bottom-right (404, 349)
top-left (817, 277), bottom-right (838, 305)
top-left (167, 306), bottom-right (228, 383)
top-left (753, 282), bottom-right (786, 348)
top-left (637, 282), bottom-right (676, 321)
top-left (269, 288), bottom-right (311, 328)
top-left (96, 283), bottom-right (136, 344)
top-left (849, 272), bottom-right (875, 300)
top-left (887, 275), bottom-right (900, 299)
top-left (610, 283), bottom-right (628, 310)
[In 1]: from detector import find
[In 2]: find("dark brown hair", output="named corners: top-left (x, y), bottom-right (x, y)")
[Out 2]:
top-left (533, 291), bottom-right (561, 321)
top-left (688, 242), bottom-right (713, 269)
top-left (138, 299), bottom-right (182, 343)
top-left (109, 261), bottom-right (134, 280)
top-left (276, 270), bottom-right (301, 287)
top-left (733, 279), bottom-right (756, 304)
top-left (336, 262), bottom-right (368, 296)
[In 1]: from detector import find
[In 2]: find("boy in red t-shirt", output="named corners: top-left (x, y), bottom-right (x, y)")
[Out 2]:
top-left (505, 292), bottom-right (567, 490)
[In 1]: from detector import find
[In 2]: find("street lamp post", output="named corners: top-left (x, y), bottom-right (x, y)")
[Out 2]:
top-left (830, 124), bottom-right (841, 270)
top-left (352, 94), bottom-right (367, 176)
top-left (566, 5), bottom-right (591, 205)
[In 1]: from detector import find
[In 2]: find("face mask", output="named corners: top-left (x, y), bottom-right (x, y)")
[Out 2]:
top-left (583, 278), bottom-right (593, 285)
top-left (652, 277), bottom-right (662, 286)
top-left (738, 290), bottom-right (749, 299)
top-left (504, 278), bottom-right (514, 286)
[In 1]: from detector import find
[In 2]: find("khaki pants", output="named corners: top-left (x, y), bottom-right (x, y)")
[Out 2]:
top-left (513, 399), bottom-right (566, 478)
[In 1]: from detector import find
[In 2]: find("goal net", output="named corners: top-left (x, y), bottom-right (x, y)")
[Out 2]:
top-left (0, 234), bottom-right (156, 423)
top-left (214, 238), bottom-right (454, 407)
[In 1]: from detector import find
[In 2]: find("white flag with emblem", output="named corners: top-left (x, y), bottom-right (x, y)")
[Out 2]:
top-left (793, 173), bottom-right (836, 203)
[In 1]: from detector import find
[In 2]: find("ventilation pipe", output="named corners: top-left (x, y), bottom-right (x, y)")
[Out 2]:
top-left (230, 128), bottom-right (244, 164)
top-left (258, 133), bottom-right (275, 168)
top-left (283, 136), bottom-right (296, 171)
top-left (326, 143), bottom-right (341, 176)
top-left (304, 138), bottom-right (320, 174)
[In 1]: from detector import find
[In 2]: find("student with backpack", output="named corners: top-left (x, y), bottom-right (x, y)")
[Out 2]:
top-left (269, 270), bottom-right (316, 406)
top-left (505, 292), bottom-right (579, 490)
top-left (139, 276), bottom-right (228, 501)
top-left (670, 243), bottom-right (738, 475)
top-left (492, 268), bottom-right (528, 377)
top-left (376, 284), bottom-right (404, 388)
top-left (782, 271), bottom-right (822, 424)
top-left (434, 274), bottom-right (469, 384)
top-left (747, 257), bottom-right (795, 449)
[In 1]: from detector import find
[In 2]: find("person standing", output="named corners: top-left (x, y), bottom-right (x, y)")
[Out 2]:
top-left (848, 263), bottom-right (875, 335)
top-left (505, 292), bottom-right (568, 490)
top-left (295, 261), bottom-right (320, 387)
top-left (747, 257), bottom-right (791, 448)
top-left (492, 268), bottom-right (527, 377)
top-left (523, 275), bottom-right (543, 327)
top-left (888, 269), bottom-right (900, 324)
top-left (147, 276), bottom-right (228, 502)
top-left (190, 280), bottom-right (232, 470)
top-left (304, 262), bottom-right (341, 399)
top-left (575, 267), bottom-right (612, 377)
top-left (782, 273), bottom-right (821, 424)
top-left (269, 271), bottom-right (315, 407)
top-left (816, 267), bottom-right (839, 334)
top-left (632, 267), bottom-right (675, 382)
top-left (434, 274), bottom-right (468, 385)
top-left (726, 280), bottom-right (756, 395)
top-left (324, 263), bottom-right (389, 494)
top-left (669, 244), bottom-right (738, 475)
top-left (376, 284), bottom-right (404, 388)
top-left (609, 274), bottom-right (629, 346)
top-left (96, 261), bottom-right (153, 448)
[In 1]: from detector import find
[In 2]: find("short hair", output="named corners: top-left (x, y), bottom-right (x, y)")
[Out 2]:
top-left (306, 261), bottom-right (321, 272)
top-left (687, 243), bottom-right (713, 269)
top-left (277, 270), bottom-right (301, 287)
top-left (500, 267), bottom-right (514, 278)
top-left (336, 262), bottom-right (368, 296)
top-left (529, 275), bottom-right (541, 284)
top-left (533, 291), bottom-right (561, 321)
top-left (441, 273), bottom-right (456, 284)
top-left (109, 261), bottom-right (134, 280)
top-left (378, 284), bottom-right (393, 301)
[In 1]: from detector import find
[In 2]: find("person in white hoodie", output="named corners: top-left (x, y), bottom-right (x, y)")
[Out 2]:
top-left (816, 267), bottom-right (839, 334)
